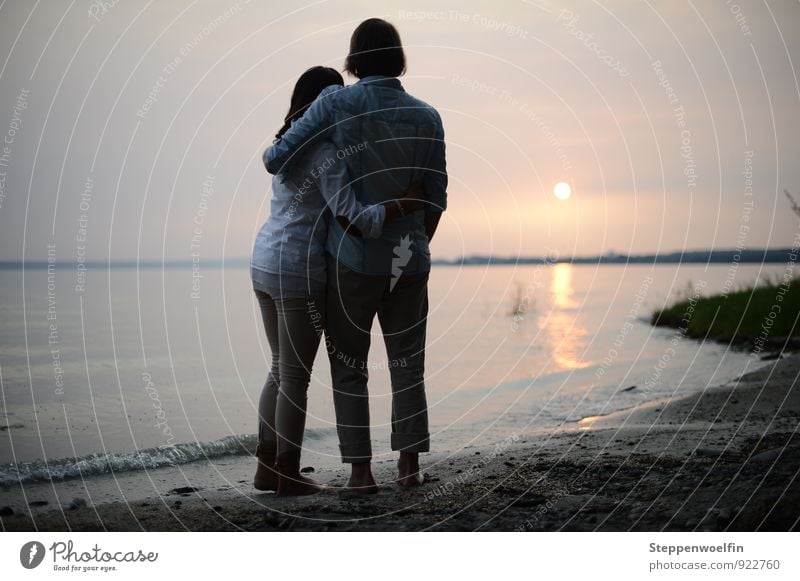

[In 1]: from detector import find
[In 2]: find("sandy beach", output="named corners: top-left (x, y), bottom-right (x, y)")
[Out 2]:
top-left (3, 353), bottom-right (798, 532)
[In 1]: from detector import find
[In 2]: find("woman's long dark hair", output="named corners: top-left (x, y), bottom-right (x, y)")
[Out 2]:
top-left (275, 66), bottom-right (344, 139)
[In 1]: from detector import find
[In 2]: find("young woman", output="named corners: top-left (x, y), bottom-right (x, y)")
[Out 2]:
top-left (252, 66), bottom-right (422, 495)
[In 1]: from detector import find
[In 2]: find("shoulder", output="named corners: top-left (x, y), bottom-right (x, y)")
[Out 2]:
top-left (316, 84), bottom-right (352, 107)
top-left (399, 91), bottom-right (442, 124)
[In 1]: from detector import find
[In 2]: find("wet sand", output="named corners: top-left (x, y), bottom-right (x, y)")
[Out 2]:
top-left (3, 354), bottom-right (799, 531)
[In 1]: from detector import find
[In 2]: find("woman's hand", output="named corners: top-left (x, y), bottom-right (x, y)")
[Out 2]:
top-left (383, 182), bottom-right (426, 224)
top-left (406, 181), bottom-right (424, 202)
top-left (337, 182), bottom-right (427, 235)
top-left (399, 181), bottom-right (425, 213)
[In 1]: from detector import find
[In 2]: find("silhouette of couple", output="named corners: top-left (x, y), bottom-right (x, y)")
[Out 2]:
top-left (251, 18), bottom-right (447, 495)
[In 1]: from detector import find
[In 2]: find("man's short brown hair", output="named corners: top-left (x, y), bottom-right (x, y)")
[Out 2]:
top-left (344, 18), bottom-right (406, 78)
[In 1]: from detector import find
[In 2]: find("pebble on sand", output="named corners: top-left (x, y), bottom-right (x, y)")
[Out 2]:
top-left (693, 447), bottom-right (724, 458)
top-left (751, 448), bottom-right (785, 463)
top-left (718, 507), bottom-right (733, 523)
top-left (167, 486), bottom-right (201, 496)
top-left (68, 498), bottom-right (87, 511)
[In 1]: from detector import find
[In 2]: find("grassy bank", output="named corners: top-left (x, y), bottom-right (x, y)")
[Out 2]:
top-left (651, 276), bottom-right (800, 350)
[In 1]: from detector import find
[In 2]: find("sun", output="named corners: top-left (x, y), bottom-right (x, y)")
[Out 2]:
top-left (554, 182), bottom-right (572, 200)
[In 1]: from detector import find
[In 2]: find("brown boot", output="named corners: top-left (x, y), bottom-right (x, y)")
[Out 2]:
top-left (276, 451), bottom-right (324, 496)
top-left (253, 440), bottom-right (279, 491)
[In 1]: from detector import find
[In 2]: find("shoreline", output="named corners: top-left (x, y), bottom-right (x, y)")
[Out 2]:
top-left (3, 354), bottom-right (799, 531)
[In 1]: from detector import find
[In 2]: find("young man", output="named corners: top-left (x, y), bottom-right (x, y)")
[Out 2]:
top-left (265, 18), bottom-right (447, 492)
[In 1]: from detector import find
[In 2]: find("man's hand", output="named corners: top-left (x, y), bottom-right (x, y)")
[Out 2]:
top-left (425, 211), bottom-right (442, 242)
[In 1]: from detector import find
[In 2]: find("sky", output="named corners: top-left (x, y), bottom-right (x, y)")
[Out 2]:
top-left (0, 0), bottom-right (798, 263)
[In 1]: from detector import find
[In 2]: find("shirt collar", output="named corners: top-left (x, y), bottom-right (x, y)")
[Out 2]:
top-left (356, 75), bottom-right (404, 91)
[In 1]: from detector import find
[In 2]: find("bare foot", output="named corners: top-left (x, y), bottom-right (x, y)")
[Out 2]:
top-left (277, 473), bottom-right (325, 496)
top-left (345, 462), bottom-right (379, 494)
top-left (253, 444), bottom-right (278, 491)
top-left (396, 452), bottom-right (424, 487)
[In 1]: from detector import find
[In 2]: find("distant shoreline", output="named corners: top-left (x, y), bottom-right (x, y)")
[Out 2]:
top-left (0, 247), bottom-right (795, 270)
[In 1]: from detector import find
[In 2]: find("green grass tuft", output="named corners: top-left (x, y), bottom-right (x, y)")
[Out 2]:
top-left (651, 277), bottom-right (800, 348)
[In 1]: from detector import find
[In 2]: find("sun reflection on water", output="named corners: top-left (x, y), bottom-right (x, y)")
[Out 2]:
top-left (546, 263), bottom-right (591, 370)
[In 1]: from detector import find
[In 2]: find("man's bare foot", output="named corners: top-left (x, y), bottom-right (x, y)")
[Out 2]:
top-left (345, 462), bottom-right (379, 494)
top-left (277, 473), bottom-right (325, 496)
top-left (253, 444), bottom-right (278, 491)
top-left (396, 452), bottom-right (424, 487)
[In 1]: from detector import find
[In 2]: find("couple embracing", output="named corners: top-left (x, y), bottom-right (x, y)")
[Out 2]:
top-left (250, 18), bottom-right (447, 495)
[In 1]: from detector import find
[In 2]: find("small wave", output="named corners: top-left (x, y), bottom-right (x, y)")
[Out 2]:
top-left (0, 428), bottom-right (335, 487)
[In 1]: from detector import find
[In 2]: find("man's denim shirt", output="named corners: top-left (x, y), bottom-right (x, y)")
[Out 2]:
top-left (264, 76), bottom-right (447, 276)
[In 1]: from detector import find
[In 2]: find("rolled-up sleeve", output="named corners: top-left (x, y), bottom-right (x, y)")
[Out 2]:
top-left (351, 205), bottom-right (385, 239)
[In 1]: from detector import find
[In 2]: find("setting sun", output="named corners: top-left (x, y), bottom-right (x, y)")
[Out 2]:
top-left (554, 182), bottom-right (572, 200)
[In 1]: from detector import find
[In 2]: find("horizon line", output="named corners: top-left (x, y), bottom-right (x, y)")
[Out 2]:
top-left (0, 247), bottom-right (795, 270)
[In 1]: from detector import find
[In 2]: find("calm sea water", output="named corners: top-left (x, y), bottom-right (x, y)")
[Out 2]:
top-left (0, 263), bottom-right (785, 484)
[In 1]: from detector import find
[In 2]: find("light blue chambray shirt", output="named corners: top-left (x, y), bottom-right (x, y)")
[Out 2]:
top-left (264, 76), bottom-right (447, 276)
top-left (251, 139), bottom-right (385, 298)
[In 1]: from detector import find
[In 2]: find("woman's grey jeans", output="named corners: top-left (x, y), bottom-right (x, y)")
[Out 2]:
top-left (255, 290), bottom-right (324, 466)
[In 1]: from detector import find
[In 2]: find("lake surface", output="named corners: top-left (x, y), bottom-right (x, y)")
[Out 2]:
top-left (0, 262), bottom-right (785, 483)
